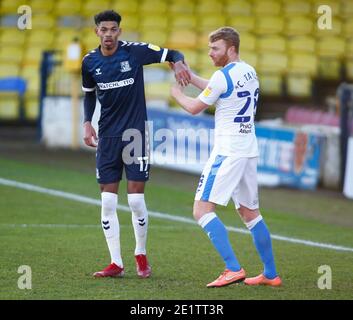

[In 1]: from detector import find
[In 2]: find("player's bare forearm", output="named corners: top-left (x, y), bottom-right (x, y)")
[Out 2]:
top-left (190, 72), bottom-right (209, 90)
top-left (171, 84), bottom-right (208, 115)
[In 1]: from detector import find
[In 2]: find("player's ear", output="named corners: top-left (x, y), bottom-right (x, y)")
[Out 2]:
top-left (117, 27), bottom-right (122, 37)
top-left (228, 45), bottom-right (236, 56)
top-left (95, 27), bottom-right (99, 36)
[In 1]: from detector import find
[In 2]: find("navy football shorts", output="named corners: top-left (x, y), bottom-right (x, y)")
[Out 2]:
top-left (96, 134), bottom-right (150, 184)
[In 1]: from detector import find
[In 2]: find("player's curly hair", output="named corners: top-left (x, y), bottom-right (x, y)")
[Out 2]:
top-left (209, 27), bottom-right (240, 53)
top-left (94, 10), bottom-right (122, 26)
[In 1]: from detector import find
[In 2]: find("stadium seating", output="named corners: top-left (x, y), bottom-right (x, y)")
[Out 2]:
top-left (225, 0), bottom-right (252, 16)
top-left (283, 0), bottom-right (312, 15)
top-left (0, 0), bottom-right (351, 121)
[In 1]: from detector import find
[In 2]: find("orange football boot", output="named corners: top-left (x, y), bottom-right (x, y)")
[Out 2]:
top-left (207, 268), bottom-right (246, 288)
top-left (244, 273), bottom-right (282, 286)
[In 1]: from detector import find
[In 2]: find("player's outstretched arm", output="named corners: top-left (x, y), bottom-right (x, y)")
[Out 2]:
top-left (169, 61), bottom-right (208, 90)
top-left (165, 50), bottom-right (191, 86)
top-left (190, 72), bottom-right (209, 91)
top-left (170, 83), bottom-right (209, 115)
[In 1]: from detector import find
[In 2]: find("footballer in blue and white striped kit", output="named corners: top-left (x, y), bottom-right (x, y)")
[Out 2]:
top-left (171, 27), bottom-right (282, 288)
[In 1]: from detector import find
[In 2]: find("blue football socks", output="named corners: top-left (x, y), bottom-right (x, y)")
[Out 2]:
top-left (200, 213), bottom-right (241, 272)
top-left (250, 218), bottom-right (277, 279)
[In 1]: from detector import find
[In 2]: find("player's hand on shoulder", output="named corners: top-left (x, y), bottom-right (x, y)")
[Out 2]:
top-left (173, 61), bottom-right (191, 87)
top-left (83, 121), bottom-right (98, 148)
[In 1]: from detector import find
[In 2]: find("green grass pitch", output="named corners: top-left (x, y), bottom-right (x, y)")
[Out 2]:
top-left (0, 155), bottom-right (352, 300)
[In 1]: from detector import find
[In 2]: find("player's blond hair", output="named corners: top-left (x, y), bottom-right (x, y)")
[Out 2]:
top-left (209, 27), bottom-right (240, 53)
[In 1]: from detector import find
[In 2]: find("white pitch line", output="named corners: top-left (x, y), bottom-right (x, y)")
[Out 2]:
top-left (0, 223), bottom-right (194, 230)
top-left (1, 177), bottom-right (353, 253)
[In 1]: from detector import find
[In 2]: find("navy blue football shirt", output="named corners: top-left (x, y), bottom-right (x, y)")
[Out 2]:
top-left (82, 41), bottom-right (169, 137)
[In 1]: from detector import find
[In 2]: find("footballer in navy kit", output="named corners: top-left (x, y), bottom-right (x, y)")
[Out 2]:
top-left (82, 10), bottom-right (191, 279)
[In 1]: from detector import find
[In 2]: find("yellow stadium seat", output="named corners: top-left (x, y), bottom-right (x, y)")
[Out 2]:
top-left (224, 0), bottom-right (252, 15)
top-left (30, 0), bottom-right (55, 13)
top-left (195, 1), bottom-right (223, 15)
top-left (240, 33), bottom-right (256, 51)
top-left (145, 81), bottom-right (171, 101)
top-left (318, 58), bottom-right (342, 80)
top-left (198, 50), bottom-right (212, 69)
top-left (343, 19), bottom-right (353, 39)
top-left (180, 49), bottom-right (198, 69)
top-left (24, 77), bottom-right (40, 97)
top-left (169, 0), bottom-right (195, 14)
top-left (111, 0), bottom-right (138, 16)
top-left (23, 46), bottom-right (48, 65)
top-left (258, 74), bottom-right (283, 96)
top-left (256, 16), bottom-right (284, 35)
top-left (24, 97), bottom-right (39, 120)
top-left (55, 29), bottom-right (81, 50)
top-left (0, 93), bottom-right (20, 119)
top-left (197, 31), bottom-right (211, 48)
top-left (140, 15), bottom-right (169, 31)
top-left (167, 30), bottom-right (197, 49)
top-left (346, 42), bottom-right (353, 59)
top-left (81, 31), bottom-right (100, 52)
top-left (197, 67), bottom-right (216, 82)
top-left (0, 28), bottom-right (26, 46)
top-left (253, 0), bottom-right (282, 15)
top-left (286, 16), bottom-right (314, 36)
top-left (227, 15), bottom-right (255, 33)
top-left (314, 17), bottom-right (342, 37)
top-left (257, 53), bottom-right (288, 74)
top-left (288, 54), bottom-right (318, 76)
top-left (140, 30), bottom-right (168, 47)
top-left (120, 31), bottom-right (140, 43)
top-left (0, 63), bottom-right (20, 77)
top-left (27, 30), bottom-right (54, 48)
top-left (46, 66), bottom-right (71, 96)
top-left (82, 0), bottom-right (111, 17)
top-left (170, 15), bottom-right (197, 30)
top-left (0, 0), bottom-right (24, 15)
top-left (287, 36), bottom-right (316, 53)
top-left (55, 0), bottom-right (81, 16)
top-left (341, 0), bottom-right (353, 18)
top-left (197, 15), bottom-right (227, 33)
top-left (241, 51), bottom-right (258, 69)
top-left (257, 35), bottom-right (286, 53)
top-left (120, 14), bottom-right (139, 32)
top-left (286, 75), bottom-right (312, 97)
top-left (317, 37), bottom-right (345, 58)
top-left (283, 0), bottom-right (312, 15)
top-left (0, 47), bottom-right (23, 64)
top-left (31, 14), bottom-right (57, 29)
top-left (140, 0), bottom-right (168, 14)
top-left (346, 61), bottom-right (353, 80)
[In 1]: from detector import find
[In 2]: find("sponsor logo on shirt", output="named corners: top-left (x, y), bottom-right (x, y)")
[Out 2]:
top-left (148, 44), bottom-right (161, 51)
top-left (203, 86), bottom-right (212, 97)
top-left (97, 78), bottom-right (134, 90)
